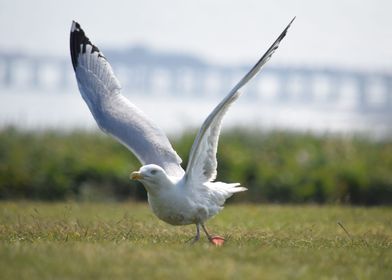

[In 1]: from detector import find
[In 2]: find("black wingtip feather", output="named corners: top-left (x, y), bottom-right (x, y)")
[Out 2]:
top-left (70, 21), bottom-right (104, 71)
top-left (278, 16), bottom-right (296, 42)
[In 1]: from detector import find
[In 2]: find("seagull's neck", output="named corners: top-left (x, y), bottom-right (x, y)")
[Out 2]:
top-left (142, 175), bottom-right (180, 195)
top-left (168, 175), bottom-right (183, 185)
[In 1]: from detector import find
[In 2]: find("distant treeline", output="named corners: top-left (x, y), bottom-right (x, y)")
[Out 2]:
top-left (0, 127), bottom-right (391, 205)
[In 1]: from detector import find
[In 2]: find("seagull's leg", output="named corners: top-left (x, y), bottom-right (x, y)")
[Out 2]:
top-left (201, 224), bottom-right (212, 240)
top-left (201, 224), bottom-right (225, 246)
top-left (186, 224), bottom-right (200, 244)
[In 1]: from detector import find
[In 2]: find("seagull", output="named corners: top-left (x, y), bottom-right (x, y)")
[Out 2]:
top-left (70, 18), bottom-right (294, 246)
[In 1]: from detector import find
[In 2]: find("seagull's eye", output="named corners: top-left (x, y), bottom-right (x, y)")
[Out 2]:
top-left (150, 170), bottom-right (157, 175)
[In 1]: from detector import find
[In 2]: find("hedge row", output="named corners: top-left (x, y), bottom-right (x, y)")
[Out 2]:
top-left (0, 127), bottom-right (391, 204)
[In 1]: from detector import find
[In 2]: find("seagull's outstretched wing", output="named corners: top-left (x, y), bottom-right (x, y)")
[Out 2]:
top-left (70, 21), bottom-right (184, 177)
top-left (185, 17), bottom-right (295, 184)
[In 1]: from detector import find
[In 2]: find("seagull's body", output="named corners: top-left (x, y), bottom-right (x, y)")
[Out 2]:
top-left (136, 165), bottom-right (244, 226)
top-left (70, 19), bottom-right (294, 245)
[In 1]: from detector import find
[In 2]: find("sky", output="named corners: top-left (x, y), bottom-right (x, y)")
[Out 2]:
top-left (1, 0), bottom-right (392, 71)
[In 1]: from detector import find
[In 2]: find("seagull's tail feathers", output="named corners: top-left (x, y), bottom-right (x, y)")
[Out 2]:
top-left (205, 182), bottom-right (247, 203)
top-left (225, 183), bottom-right (248, 194)
top-left (206, 182), bottom-right (248, 194)
top-left (203, 182), bottom-right (247, 215)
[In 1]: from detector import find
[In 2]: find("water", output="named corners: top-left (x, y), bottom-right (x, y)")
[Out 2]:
top-left (1, 89), bottom-right (391, 138)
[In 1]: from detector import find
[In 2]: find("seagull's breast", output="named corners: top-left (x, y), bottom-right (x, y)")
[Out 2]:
top-left (147, 186), bottom-right (213, 226)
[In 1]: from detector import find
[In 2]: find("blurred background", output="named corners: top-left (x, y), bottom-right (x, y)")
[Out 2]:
top-left (0, 0), bottom-right (391, 204)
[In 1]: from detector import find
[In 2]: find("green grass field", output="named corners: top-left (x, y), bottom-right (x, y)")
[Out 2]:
top-left (0, 202), bottom-right (391, 279)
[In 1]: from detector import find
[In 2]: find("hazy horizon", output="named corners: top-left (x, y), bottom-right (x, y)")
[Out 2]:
top-left (1, 0), bottom-right (391, 137)
top-left (1, 0), bottom-right (392, 71)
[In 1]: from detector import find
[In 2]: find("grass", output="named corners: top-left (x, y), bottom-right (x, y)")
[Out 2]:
top-left (0, 202), bottom-right (391, 279)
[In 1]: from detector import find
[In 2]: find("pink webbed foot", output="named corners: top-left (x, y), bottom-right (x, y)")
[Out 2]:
top-left (209, 235), bottom-right (225, 246)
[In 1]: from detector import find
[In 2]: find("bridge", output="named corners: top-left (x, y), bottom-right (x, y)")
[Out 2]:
top-left (0, 48), bottom-right (391, 112)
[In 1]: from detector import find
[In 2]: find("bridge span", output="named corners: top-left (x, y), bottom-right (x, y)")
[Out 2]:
top-left (1, 51), bottom-right (391, 113)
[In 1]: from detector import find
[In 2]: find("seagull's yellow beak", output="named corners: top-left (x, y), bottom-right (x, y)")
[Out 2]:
top-left (130, 171), bottom-right (142, 180)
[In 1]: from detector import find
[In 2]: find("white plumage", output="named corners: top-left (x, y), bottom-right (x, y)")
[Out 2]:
top-left (70, 18), bottom-right (294, 245)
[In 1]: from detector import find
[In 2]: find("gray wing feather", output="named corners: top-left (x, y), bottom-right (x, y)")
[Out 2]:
top-left (70, 21), bottom-right (184, 177)
top-left (185, 17), bottom-right (295, 183)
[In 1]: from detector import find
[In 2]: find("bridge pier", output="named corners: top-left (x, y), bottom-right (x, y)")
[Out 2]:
top-left (298, 71), bottom-right (314, 103)
top-left (276, 70), bottom-right (291, 103)
top-left (1, 57), bottom-right (13, 87)
top-left (384, 76), bottom-right (392, 111)
top-left (58, 61), bottom-right (70, 89)
top-left (29, 60), bottom-right (41, 89)
top-left (353, 74), bottom-right (368, 112)
top-left (326, 73), bottom-right (341, 103)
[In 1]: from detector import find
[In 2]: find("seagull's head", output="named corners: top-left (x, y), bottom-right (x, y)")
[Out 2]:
top-left (130, 164), bottom-right (172, 192)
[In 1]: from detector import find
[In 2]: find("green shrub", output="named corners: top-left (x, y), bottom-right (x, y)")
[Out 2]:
top-left (0, 127), bottom-right (391, 204)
